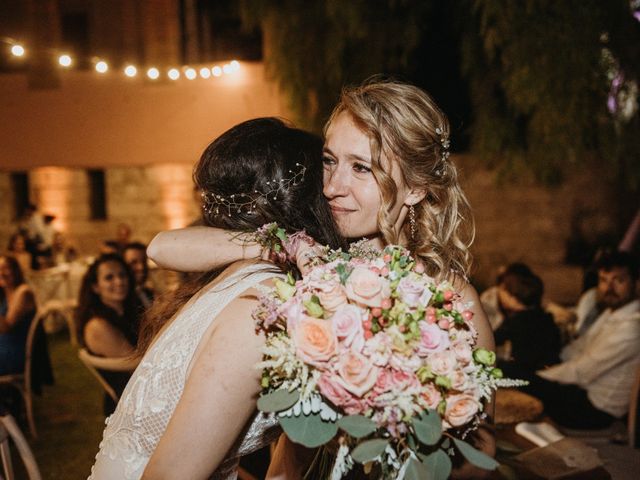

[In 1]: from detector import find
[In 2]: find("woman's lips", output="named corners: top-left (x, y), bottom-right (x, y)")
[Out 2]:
top-left (330, 205), bottom-right (355, 214)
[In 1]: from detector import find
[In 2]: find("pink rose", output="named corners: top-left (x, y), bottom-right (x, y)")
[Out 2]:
top-left (417, 323), bottom-right (450, 356)
top-left (445, 394), bottom-right (480, 427)
top-left (390, 369), bottom-right (420, 390)
top-left (451, 370), bottom-right (468, 391)
top-left (332, 304), bottom-right (365, 352)
top-left (373, 368), bottom-right (394, 394)
top-left (317, 373), bottom-right (363, 413)
top-left (315, 279), bottom-right (348, 314)
top-left (429, 350), bottom-right (457, 376)
top-left (420, 383), bottom-right (442, 409)
top-left (335, 349), bottom-right (379, 397)
top-left (294, 316), bottom-right (338, 368)
top-left (281, 298), bottom-right (304, 332)
top-left (345, 267), bottom-right (390, 308)
top-left (396, 277), bottom-right (425, 307)
top-left (451, 341), bottom-right (473, 365)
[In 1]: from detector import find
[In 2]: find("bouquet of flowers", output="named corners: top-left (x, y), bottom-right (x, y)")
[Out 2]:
top-left (254, 240), bottom-right (523, 479)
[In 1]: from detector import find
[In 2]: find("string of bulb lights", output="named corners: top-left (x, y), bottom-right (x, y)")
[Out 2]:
top-left (2, 36), bottom-right (241, 80)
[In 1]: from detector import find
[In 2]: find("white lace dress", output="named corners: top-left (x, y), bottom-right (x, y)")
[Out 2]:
top-left (88, 263), bottom-right (282, 480)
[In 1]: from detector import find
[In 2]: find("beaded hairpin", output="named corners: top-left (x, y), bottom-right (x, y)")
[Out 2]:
top-left (434, 127), bottom-right (451, 177)
top-left (202, 163), bottom-right (307, 217)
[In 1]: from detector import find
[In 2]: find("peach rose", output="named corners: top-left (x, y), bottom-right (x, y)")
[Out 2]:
top-left (451, 341), bottom-right (473, 365)
top-left (429, 350), bottom-right (458, 376)
top-left (445, 394), bottom-right (480, 427)
top-left (451, 370), bottom-right (469, 391)
top-left (335, 349), bottom-right (379, 397)
top-left (332, 304), bottom-right (365, 352)
top-left (294, 316), bottom-right (338, 368)
top-left (421, 383), bottom-right (443, 410)
top-left (315, 279), bottom-right (348, 314)
top-left (345, 267), bottom-right (390, 307)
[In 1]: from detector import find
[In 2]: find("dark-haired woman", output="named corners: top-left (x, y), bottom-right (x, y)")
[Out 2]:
top-left (88, 118), bottom-right (343, 480)
top-left (0, 255), bottom-right (37, 376)
top-left (76, 253), bottom-right (141, 415)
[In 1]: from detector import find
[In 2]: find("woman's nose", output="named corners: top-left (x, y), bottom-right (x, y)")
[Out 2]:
top-left (324, 168), bottom-right (348, 198)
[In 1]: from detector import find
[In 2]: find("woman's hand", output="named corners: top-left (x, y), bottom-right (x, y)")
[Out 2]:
top-left (294, 241), bottom-right (326, 276)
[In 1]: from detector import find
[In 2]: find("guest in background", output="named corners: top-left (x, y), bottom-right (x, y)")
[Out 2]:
top-left (51, 232), bottom-right (77, 266)
top-left (531, 250), bottom-right (640, 429)
top-left (123, 242), bottom-right (155, 309)
top-left (494, 270), bottom-right (561, 379)
top-left (480, 262), bottom-right (534, 330)
top-left (7, 233), bottom-right (32, 275)
top-left (76, 254), bottom-right (141, 415)
top-left (0, 255), bottom-right (36, 376)
top-left (100, 223), bottom-right (132, 256)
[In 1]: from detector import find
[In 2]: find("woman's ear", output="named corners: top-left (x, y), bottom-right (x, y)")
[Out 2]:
top-left (404, 188), bottom-right (427, 207)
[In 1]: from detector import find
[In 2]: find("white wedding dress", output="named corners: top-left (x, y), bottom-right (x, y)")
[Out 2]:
top-left (88, 263), bottom-right (282, 480)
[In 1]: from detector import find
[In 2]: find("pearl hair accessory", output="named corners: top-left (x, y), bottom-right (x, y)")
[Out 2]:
top-left (201, 163), bottom-right (307, 217)
top-left (434, 126), bottom-right (451, 178)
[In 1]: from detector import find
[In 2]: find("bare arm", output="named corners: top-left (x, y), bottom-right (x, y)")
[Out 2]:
top-left (84, 317), bottom-right (136, 358)
top-left (0, 286), bottom-right (36, 334)
top-left (147, 227), bottom-right (262, 272)
top-left (142, 284), bottom-right (268, 480)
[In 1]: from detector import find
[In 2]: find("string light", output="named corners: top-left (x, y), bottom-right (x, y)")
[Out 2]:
top-left (58, 54), bottom-right (72, 67)
top-left (2, 36), bottom-right (241, 81)
top-left (124, 65), bottom-right (137, 77)
top-left (11, 44), bottom-right (25, 57)
top-left (95, 60), bottom-right (108, 73)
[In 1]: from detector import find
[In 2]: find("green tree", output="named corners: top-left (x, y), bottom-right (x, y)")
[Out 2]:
top-left (240, 0), bottom-right (431, 131)
top-left (459, 0), bottom-right (640, 191)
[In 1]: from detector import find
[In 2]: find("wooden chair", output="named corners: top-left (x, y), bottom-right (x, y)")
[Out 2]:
top-left (0, 310), bottom-right (48, 439)
top-left (0, 413), bottom-right (42, 480)
top-left (77, 348), bottom-right (136, 403)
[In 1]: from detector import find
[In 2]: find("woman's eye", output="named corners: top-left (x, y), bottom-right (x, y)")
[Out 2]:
top-left (322, 156), bottom-right (336, 167)
top-left (353, 162), bottom-right (372, 173)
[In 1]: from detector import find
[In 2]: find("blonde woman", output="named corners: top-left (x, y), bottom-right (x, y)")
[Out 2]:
top-left (149, 79), bottom-right (495, 478)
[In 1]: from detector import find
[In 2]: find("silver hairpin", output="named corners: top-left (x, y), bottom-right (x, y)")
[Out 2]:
top-left (434, 127), bottom-right (450, 178)
top-left (201, 163), bottom-right (306, 217)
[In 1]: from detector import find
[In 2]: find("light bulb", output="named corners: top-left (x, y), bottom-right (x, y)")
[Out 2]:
top-left (58, 54), bottom-right (72, 67)
top-left (95, 61), bottom-right (108, 73)
top-left (11, 44), bottom-right (25, 57)
top-left (124, 65), bottom-right (137, 77)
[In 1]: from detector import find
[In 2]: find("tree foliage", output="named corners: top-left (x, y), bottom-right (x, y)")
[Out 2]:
top-left (459, 0), bottom-right (640, 188)
top-left (238, 0), bottom-right (640, 190)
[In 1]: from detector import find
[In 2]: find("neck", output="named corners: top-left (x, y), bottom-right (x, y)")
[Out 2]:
top-left (102, 299), bottom-right (124, 316)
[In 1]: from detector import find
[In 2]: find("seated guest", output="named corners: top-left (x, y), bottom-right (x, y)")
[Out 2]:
top-left (531, 250), bottom-right (640, 429)
top-left (495, 271), bottom-right (561, 379)
top-left (0, 255), bottom-right (37, 375)
top-left (99, 223), bottom-right (132, 256)
top-left (123, 243), bottom-right (155, 309)
top-left (7, 233), bottom-right (32, 276)
top-left (76, 254), bottom-right (141, 415)
top-left (480, 262), bottom-right (534, 330)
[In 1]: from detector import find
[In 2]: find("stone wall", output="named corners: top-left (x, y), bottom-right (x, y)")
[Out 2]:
top-left (0, 156), bottom-right (618, 305)
top-left (458, 155), bottom-right (617, 304)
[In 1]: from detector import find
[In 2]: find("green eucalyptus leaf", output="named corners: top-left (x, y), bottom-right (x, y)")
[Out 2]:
top-left (405, 456), bottom-right (429, 480)
top-left (279, 412), bottom-right (337, 448)
top-left (257, 389), bottom-right (300, 413)
top-left (452, 438), bottom-right (500, 470)
top-left (351, 439), bottom-right (389, 464)
top-left (419, 450), bottom-right (452, 480)
top-left (413, 409), bottom-right (442, 446)
top-left (337, 415), bottom-right (377, 438)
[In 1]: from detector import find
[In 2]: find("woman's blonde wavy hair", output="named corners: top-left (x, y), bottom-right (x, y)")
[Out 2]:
top-left (325, 79), bottom-right (475, 280)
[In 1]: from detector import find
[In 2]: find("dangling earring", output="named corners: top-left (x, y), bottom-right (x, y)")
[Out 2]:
top-left (409, 205), bottom-right (416, 242)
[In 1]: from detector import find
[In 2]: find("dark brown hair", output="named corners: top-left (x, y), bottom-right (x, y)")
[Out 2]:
top-left (137, 118), bottom-right (345, 355)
